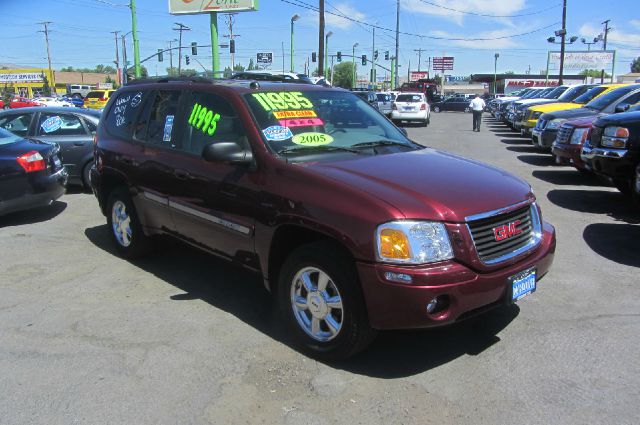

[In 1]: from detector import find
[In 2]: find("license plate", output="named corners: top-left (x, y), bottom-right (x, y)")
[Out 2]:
top-left (403, 107), bottom-right (414, 111)
top-left (510, 268), bottom-right (536, 302)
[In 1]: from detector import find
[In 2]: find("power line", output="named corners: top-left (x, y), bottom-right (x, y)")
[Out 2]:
top-left (413, 0), bottom-right (561, 18)
top-left (280, 0), bottom-right (560, 42)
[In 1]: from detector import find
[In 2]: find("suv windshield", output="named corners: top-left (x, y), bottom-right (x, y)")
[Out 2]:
top-left (396, 94), bottom-right (422, 102)
top-left (557, 85), bottom-right (590, 102)
top-left (585, 85), bottom-right (639, 110)
top-left (245, 90), bottom-right (414, 161)
top-left (546, 86), bottom-right (568, 99)
top-left (573, 86), bottom-right (606, 104)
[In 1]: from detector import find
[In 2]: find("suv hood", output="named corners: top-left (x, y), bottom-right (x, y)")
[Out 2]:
top-left (305, 149), bottom-right (532, 223)
top-left (530, 102), bottom-right (583, 114)
top-left (541, 107), bottom-right (601, 122)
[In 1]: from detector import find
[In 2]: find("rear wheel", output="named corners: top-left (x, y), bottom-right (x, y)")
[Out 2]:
top-left (81, 161), bottom-right (92, 190)
top-left (278, 241), bottom-right (376, 360)
top-left (106, 187), bottom-right (152, 259)
top-left (464, 106), bottom-right (471, 113)
top-left (433, 106), bottom-right (441, 113)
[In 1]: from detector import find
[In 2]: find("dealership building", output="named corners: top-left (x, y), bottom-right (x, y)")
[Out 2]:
top-left (470, 74), bottom-right (587, 95)
top-left (0, 68), bottom-right (117, 97)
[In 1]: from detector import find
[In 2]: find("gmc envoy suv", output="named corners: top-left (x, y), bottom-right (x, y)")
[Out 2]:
top-left (91, 77), bottom-right (556, 359)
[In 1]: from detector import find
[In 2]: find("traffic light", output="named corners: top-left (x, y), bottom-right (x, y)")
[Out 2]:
top-left (385, 51), bottom-right (389, 60)
top-left (374, 50), bottom-right (379, 60)
top-left (312, 52), bottom-right (317, 62)
top-left (191, 42), bottom-right (197, 55)
top-left (185, 55), bottom-right (190, 65)
top-left (157, 49), bottom-right (163, 62)
top-left (337, 51), bottom-right (342, 62)
top-left (229, 39), bottom-right (235, 54)
top-left (361, 55), bottom-right (367, 65)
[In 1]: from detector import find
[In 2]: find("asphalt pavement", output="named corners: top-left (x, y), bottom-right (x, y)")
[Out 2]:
top-left (1, 110), bottom-right (638, 425)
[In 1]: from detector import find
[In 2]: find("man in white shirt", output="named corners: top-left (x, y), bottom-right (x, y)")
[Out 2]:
top-left (469, 95), bottom-right (486, 132)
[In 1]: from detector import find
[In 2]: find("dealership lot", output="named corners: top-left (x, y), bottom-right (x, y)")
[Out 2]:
top-left (1, 112), bottom-right (638, 425)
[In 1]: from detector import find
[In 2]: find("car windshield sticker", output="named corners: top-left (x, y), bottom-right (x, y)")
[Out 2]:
top-left (163, 115), bottom-right (174, 142)
top-left (273, 110), bottom-right (317, 119)
top-left (278, 118), bottom-right (324, 128)
top-left (252, 92), bottom-right (313, 111)
top-left (41, 116), bottom-right (63, 133)
top-left (188, 102), bottom-right (221, 136)
top-left (131, 92), bottom-right (143, 108)
top-left (291, 132), bottom-right (334, 146)
top-left (262, 125), bottom-right (294, 141)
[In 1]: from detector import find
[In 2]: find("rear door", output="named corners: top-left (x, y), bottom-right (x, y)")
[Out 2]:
top-left (0, 112), bottom-right (36, 138)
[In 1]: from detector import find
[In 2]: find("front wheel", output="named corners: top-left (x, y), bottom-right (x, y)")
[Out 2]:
top-left (278, 241), bottom-right (376, 360)
top-left (106, 187), bottom-right (152, 259)
top-left (433, 106), bottom-right (441, 113)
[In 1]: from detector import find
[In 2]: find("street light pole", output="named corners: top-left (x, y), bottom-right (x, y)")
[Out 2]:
top-left (558, 0), bottom-right (567, 85)
top-left (494, 53), bottom-right (499, 95)
top-left (290, 14), bottom-right (299, 73)
top-left (394, 0), bottom-right (400, 89)
top-left (325, 31), bottom-right (333, 79)
top-left (352, 42), bottom-right (359, 89)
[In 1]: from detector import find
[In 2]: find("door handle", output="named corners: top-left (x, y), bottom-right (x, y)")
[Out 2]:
top-left (173, 169), bottom-right (191, 180)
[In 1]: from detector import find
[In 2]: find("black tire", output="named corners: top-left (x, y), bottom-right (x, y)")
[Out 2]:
top-left (392, 119), bottom-right (401, 126)
top-left (81, 161), bottom-right (93, 190)
top-left (106, 186), bottom-right (152, 259)
top-left (277, 241), bottom-right (377, 361)
top-left (433, 106), bottom-right (441, 113)
top-left (631, 165), bottom-right (640, 207)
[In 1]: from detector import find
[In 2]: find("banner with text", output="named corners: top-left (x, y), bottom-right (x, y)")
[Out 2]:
top-left (169, 0), bottom-right (258, 15)
top-left (549, 51), bottom-right (614, 70)
top-left (0, 73), bottom-right (44, 83)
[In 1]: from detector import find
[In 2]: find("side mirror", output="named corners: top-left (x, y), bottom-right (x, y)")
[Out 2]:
top-left (202, 141), bottom-right (253, 166)
top-left (615, 103), bottom-right (631, 113)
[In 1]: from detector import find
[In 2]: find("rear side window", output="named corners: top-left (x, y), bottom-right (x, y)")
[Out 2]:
top-left (0, 113), bottom-right (33, 137)
top-left (134, 90), bottom-right (182, 147)
top-left (85, 91), bottom-right (106, 99)
top-left (396, 95), bottom-right (422, 102)
top-left (37, 113), bottom-right (86, 136)
top-left (182, 91), bottom-right (246, 156)
top-left (105, 91), bottom-right (146, 140)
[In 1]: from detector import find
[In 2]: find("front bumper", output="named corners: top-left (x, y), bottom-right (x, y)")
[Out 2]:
top-left (552, 142), bottom-right (587, 170)
top-left (532, 128), bottom-right (557, 148)
top-left (357, 221), bottom-right (556, 330)
top-left (581, 145), bottom-right (637, 179)
top-left (391, 110), bottom-right (429, 121)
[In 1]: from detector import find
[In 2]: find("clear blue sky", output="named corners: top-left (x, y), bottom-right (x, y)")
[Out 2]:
top-left (0, 0), bottom-right (638, 78)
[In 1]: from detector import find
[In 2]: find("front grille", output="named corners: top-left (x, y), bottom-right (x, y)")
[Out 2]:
top-left (467, 204), bottom-right (537, 264)
top-left (590, 125), bottom-right (603, 147)
top-left (555, 124), bottom-right (573, 145)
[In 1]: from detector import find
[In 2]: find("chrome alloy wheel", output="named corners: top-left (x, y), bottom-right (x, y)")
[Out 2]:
top-left (111, 200), bottom-right (132, 247)
top-left (290, 267), bottom-right (344, 342)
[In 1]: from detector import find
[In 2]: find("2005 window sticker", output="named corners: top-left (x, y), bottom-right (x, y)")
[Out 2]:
top-left (188, 102), bottom-right (221, 136)
top-left (252, 92), bottom-right (313, 111)
top-left (291, 132), bottom-right (334, 146)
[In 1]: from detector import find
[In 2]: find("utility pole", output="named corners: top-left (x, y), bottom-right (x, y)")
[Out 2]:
top-left (394, 0), bottom-right (400, 88)
top-left (558, 0), bottom-right (567, 85)
top-left (121, 34), bottom-right (128, 84)
top-left (414, 48), bottom-right (424, 72)
top-left (601, 19), bottom-right (611, 84)
top-left (371, 25), bottom-right (376, 85)
top-left (168, 39), bottom-right (178, 73)
top-left (318, 0), bottom-right (325, 77)
top-left (173, 23), bottom-right (191, 76)
top-left (224, 13), bottom-right (240, 70)
top-left (129, 0), bottom-right (141, 78)
top-left (37, 21), bottom-right (55, 94)
top-left (111, 31), bottom-right (120, 86)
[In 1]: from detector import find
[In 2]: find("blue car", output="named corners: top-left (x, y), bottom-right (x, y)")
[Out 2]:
top-left (61, 94), bottom-right (85, 108)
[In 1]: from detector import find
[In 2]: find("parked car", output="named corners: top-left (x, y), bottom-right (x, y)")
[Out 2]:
top-left (84, 89), bottom-right (116, 110)
top-left (67, 84), bottom-right (95, 98)
top-left (231, 71), bottom-right (315, 85)
top-left (431, 96), bottom-right (472, 113)
top-left (0, 107), bottom-right (100, 188)
top-left (9, 96), bottom-right (43, 109)
top-left (351, 90), bottom-right (378, 108)
top-left (375, 93), bottom-right (393, 116)
top-left (533, 84), bottom-right (640, 151)
top-left (581, 109), bottom-right (640, 203)
top-left (391, 92), bottom-right (430, 126)
top-left (34, 96), bottom-right (75, 108)
top-left (90, 79), bottom-right (556, 360)
top-left (61, 94), bottom-right (85, 108)
top-left (0, 126), bottom-right (67, 216)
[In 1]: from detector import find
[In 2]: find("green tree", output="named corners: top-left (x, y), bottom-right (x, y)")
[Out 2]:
top-left (247, 58), bottom-right (255, 70)
top-left (40, 73), bottom-right (52, 96)
top-left (223, 66), bottom-right (233, 78)
top-left (631, 57), bottom-right (640, 73)
top-left (580, 69), bottom-right (610, 78)
top-left (2, 84), bottom-right (12, 108)
top-left (233, 63), bottom-right (245, 72)
top-left (328, 62), bottom-right (355, 88)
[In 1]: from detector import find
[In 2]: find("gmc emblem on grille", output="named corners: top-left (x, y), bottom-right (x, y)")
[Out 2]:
top-left (493, 220), bottom-right (522, 242)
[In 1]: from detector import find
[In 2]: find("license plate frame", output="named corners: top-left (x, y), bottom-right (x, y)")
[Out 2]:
top-left (509, 267), bottom-right (536, 302)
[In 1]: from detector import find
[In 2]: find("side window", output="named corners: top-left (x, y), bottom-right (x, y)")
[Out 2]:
top-left (37, 113), bottom-right (86, 136)
top-left (0, 113), bottom-right (33, 137)
top-left (182, 91), bottom-right (246, 156)
top-left (621, 91), bottom-right (640, 106)
top-left (105, 91), bottom-right (146, 139)
top-left (144, 90), bottom-right (182, 147)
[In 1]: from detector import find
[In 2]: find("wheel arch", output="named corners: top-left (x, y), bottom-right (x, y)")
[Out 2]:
top-left (96, 168), bottom-right (129, 216)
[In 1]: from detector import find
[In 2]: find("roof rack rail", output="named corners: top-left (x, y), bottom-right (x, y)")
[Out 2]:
top-left (125, 76), bottom-right (214, 86)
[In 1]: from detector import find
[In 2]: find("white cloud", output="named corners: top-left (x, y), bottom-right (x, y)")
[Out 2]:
top-left (630, 20), bottom-right (640, 29)
top-left (306, 4), bottom-right (366, 30)
top-left (401, 0), bottom-right (526, 26)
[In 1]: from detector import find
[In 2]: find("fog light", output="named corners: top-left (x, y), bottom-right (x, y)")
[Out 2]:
top-left (426, 298), bottom-right (439, 313)
top-left (384, 271), bottom-right (413, 284)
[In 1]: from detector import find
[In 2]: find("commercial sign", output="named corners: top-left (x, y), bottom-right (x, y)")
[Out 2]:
top-left (256, 52), bottom-right (273, 65)
top-left (549, 50), bottom-right (614, 70)
top-left (0, 72), bottom-right (45, 83)
top-left (433, 56), bottom-right (454, 71)
top-left (445, 75), bottom-right (469, 83)
top-left (410, 71), bottom-right (429, 81)
top-left (169, 0), bottom-right (259, 14)
top-left (503, 77), bottom-right (585, 94)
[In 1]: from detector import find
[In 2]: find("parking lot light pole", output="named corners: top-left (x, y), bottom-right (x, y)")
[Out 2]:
top-left (494, 53), bottom-right (499, 95)
top-left (325, 31), bottom-right (333, 79)
top-left (352, 42), bottom-right (359, 89)
top-left (290, 14), bottom-right (299, 73)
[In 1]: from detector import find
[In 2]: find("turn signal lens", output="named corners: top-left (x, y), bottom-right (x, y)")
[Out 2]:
top-left (602, 126), bottom-right (630, 148)
top-left (17, 151), bottom-right (46, 173)
top-left (420, 103), bottom-right (426, 110)
top-left (379, 228), bottom-right (411, 259)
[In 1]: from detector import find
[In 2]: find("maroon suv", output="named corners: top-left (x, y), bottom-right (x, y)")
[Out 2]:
top-left (91, 78), bottom-right (556, 359)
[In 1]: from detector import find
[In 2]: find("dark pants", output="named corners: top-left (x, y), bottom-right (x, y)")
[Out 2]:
top-left (472, 111), bottom-right (482, 131)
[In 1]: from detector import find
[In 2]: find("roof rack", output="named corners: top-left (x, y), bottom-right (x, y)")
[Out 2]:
top-left (125, 76), bottom-right (214, 86)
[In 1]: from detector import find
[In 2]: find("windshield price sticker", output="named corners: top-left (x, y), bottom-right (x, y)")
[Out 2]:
top-left (291, 132), bottom-right (334, 146)
top-left (188, 102), bottom-right (221, 136)
top-left (41, 116), bottom-right (63, 133)
top-left (279, 118), bottom-right (324, 128)
top-left (273, 110), bottom-right (317, 119)
top-left (262, 125), bottom-right (294, 141)
top-left (252, 92), bottom-right (313, 111)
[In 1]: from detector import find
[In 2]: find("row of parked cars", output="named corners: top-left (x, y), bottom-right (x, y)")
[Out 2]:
top-left (488, 83), bottom-right (640, 205)
top-left (0, 90), bottom-right (116, 111)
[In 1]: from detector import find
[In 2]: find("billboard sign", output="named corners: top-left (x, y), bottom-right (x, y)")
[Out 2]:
top-left (549, 50), bottom-right (614, 70)
top-left (256, 52), bottom-right (273, 65)
top-left (169, 0), bottom-right (259, 15)
top-left (0, 72), bottom-right (45, 83)
top-left (410, 71), bottom-right (429, 81)
top-left (503, 77), bottom-right (585, 94)
top-left (433, 56), bottom-right (454, 71)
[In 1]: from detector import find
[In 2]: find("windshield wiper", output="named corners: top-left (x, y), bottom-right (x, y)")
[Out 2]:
top-left (352, 140), bottom-right (416, 149)
top-left (277, 145), bottom-right (364, 155)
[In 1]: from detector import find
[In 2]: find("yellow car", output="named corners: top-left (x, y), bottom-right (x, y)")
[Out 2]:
top-left (84, 89), bottom-right (116, 110)
top-left (523, 83), bottom-right (631, 131)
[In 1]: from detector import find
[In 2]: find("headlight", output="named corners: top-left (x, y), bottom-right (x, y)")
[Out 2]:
top-left (546, 118), bottom-right (566, 130)
top-left (376, 221), bottom-right (453, 264)
top-left (569, 128), bottom-right (589, 145)
top-left (601, 126), bottom-right (629, 148)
